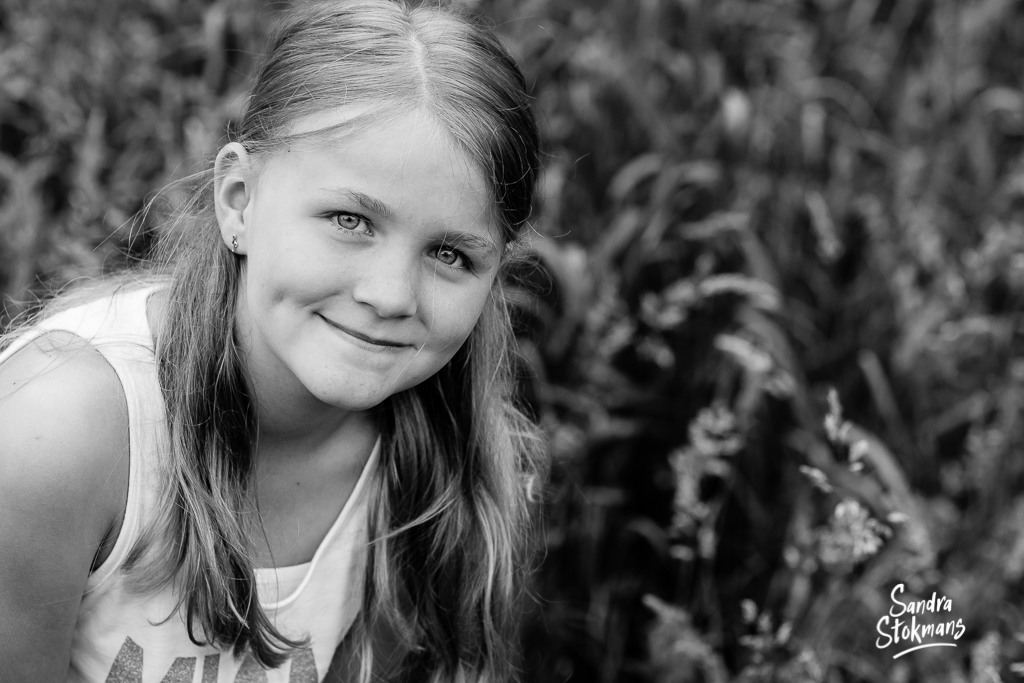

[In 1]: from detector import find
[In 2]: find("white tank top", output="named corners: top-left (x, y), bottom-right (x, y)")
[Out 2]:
top-left (0, 285), bottom-right (377, 682)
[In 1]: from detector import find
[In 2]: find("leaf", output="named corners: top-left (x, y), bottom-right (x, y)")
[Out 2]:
top-left (607, 152), bottom-right (663, 202)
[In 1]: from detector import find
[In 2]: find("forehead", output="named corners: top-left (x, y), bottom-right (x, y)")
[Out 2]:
top-left (278, 107), bottom-right (484, 190)
top-left (257, 107), bottom-right (498, 232)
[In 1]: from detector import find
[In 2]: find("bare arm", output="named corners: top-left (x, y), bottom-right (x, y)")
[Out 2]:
top-left (0, 337), bottom-right (129, 681)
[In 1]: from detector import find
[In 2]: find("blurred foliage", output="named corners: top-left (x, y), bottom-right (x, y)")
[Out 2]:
top-left (6, 0), bottom-right (1024, 681)
top-left (0, 0), bottom-right (266, 317)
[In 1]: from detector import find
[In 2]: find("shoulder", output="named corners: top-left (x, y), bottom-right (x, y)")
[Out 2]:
top-left (0, 331), bottom-right (129, 541)
top-left (0, 332), bottom-right (130, 676)
top-left (0, 330), bottom-right (129, 450)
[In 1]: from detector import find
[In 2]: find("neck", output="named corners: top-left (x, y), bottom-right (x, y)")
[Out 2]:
top-left (251, 382), bottom-right (374, 459)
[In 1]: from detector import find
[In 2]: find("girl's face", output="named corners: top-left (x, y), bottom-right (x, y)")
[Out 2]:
top-left (218, 108), bottom-right (500, 414)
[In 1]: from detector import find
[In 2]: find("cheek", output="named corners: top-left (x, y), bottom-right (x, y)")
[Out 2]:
top-left (247, 234), bottom-right (332, 306)
top-left (424, 283), bottom-right (494, 350)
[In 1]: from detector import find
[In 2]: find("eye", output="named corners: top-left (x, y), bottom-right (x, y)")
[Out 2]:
top-left (331, 212), bottom-right (371, 234)
top-left (432, 244), bottom-right (469, 270)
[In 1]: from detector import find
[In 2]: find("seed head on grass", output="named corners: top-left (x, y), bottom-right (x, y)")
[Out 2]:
top-left (817, 499), bottom-right (892, 568)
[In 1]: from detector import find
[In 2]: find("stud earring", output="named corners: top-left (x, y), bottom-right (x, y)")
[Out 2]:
top-left (231, 234), bottom-right (238, 253)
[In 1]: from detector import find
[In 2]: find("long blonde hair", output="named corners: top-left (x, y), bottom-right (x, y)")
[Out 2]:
top-left (122, 1), bottom-right (543, 680)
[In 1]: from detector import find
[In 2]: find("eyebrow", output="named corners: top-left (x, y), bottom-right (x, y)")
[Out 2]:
top-left (315, 188), bottom-right (397, 221)
top-left (442, 231), bottom-right (497, 256)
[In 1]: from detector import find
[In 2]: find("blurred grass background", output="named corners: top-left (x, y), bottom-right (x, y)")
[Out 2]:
top-left (4, 0), bottom-right (1024, 681)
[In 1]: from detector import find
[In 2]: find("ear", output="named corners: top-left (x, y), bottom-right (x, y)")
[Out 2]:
top-left (213, 142), bottom-right (254, 254)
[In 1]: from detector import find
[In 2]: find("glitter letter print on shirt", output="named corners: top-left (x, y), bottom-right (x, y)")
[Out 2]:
top-left (103, 637), bottom-right (318, 682)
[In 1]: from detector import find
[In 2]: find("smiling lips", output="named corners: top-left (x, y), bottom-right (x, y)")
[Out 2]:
top-left (318, 314), bottom-right (410, 349)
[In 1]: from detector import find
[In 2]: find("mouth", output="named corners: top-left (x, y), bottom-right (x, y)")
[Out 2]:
top-left (318, 314), bottom-right (410, 348)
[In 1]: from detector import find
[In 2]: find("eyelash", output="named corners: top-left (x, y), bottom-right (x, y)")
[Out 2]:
top-left (430, 244), bottom-right (473, 273)
top-left (328, 212), bottom-right (475, 273)
top-left (331, 212), bottom-right (372, 235)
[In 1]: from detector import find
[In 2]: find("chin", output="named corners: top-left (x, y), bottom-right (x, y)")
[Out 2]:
top-left (315, 389), bottom-right (389, 412)
top-left (295, 354), bottom-right (445, 412)
top-left (306, 375), bottom-right (412, 412)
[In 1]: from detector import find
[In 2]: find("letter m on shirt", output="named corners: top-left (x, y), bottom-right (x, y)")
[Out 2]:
top-left (104, 636), bottom-right (318, 682)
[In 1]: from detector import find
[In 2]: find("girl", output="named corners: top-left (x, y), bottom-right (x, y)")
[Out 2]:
top-left (0, 1), bottom-right (543, 681)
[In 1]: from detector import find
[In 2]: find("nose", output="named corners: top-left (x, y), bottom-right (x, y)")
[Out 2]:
top-left (350, 250), bottom-right (419, 319)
